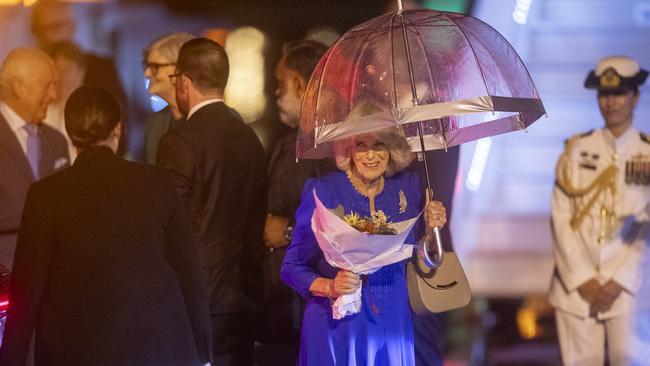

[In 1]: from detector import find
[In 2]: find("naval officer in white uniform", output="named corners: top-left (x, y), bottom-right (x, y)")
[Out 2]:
top-left (550, 55), bottom-right (650, 366)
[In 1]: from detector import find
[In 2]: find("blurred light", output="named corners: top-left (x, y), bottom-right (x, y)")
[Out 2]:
top-left (143, 79), bottom-right (168, 112)
top-left (0, 0), bottom-right (104, 4)
top-left (201, 28), bottom-right (228, 47)
top-left (422, 0), bottom-right (470, 13)
top-left (0, 295), bottom-right (8, 312)
top-left (224, 27), bottom-right (268, 124)
top-left (512, 0), bottom-right (533, 25)
top-left (465, 137), bottom-right (492, 191)
top-left (517, 307), bottom-right (538, 339)
top-left (305, 27), bottom-right (340, 47)
top-left (149, 95), bottom-right (168, 113)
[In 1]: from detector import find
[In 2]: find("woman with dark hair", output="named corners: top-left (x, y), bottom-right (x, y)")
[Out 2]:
top-left (0, 86), bottom-right (211, 366)
top-left (281, 119), bottom-right (447, 365)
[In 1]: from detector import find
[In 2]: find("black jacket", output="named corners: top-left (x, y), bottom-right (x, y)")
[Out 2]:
top-left (0, 146), bottom-right (211, 366)
top-left (157, 101), bottom-right (267, 314)
top-left (267, 129), bottom-right (335, 226)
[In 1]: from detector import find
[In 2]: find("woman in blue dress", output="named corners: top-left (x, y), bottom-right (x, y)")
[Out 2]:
top-left (281, 126), bottom-right (447, 365)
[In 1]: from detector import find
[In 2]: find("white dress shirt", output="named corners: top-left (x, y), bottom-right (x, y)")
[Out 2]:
top-left (187, 98), bottom-right (224, 120)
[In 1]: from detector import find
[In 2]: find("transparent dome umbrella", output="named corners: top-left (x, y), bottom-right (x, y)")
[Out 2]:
top-left (297, 2), bottom-right (546, 267)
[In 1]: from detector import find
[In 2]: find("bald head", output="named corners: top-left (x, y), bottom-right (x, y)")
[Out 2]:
top-left (30, 0), bottom-right (76, 53)
top-left (0, 47), bottom-right (58, 123)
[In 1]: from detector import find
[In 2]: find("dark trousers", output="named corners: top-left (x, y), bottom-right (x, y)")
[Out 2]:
top-left (211, 312), bottom-right (256, 366)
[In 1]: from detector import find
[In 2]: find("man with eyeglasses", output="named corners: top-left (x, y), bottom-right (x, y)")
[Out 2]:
top-left (550, 56), bottom-right (650, 365)
top-left (157, 37), bottom-right (267, 366)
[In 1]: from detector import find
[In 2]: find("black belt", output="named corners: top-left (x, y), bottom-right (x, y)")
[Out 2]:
top-left (0, 229), bottom-right (19, 235)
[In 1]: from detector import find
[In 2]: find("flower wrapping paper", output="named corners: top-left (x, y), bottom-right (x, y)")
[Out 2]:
top-left (310, 190), bottom-right (420, 319)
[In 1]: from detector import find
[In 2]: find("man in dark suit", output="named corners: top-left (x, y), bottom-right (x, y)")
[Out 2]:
top-left (0, 86), bottom-right (211, 366)
top-left (0, 47), bottom-right (69, 271)
top-left (157, 38), bottom-right (267, 366)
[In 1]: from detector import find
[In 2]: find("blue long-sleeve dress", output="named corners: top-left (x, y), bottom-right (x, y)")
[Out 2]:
top-left (281, 170), bottom-right (424, 365)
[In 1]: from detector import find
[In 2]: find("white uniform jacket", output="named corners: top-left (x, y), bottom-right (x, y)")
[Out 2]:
top-left (549, 127), bottom-right (650, 319)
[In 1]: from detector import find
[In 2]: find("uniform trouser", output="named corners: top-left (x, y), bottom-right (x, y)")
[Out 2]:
top-left (555, 309), bottom-right (649, 366)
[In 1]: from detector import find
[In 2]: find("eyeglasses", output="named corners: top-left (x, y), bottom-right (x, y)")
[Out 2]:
top-left (142, 61), bottom-right (176, 76)
top-left (169, 73), bottom-right (192, 86)
top-left (169, 73), bottom-right (181, 86)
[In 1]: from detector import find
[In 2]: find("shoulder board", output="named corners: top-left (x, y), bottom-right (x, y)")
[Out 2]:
top-left (641, 132), bottom-right (650, 144)
top-left (564, 129), bottom-right (594, 146)
top-left (578, 130), bottom-right (594, 138)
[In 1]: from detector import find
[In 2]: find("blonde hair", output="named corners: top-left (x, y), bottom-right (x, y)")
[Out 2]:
top-left (333, 126), bottom-right (414, 176)
top-left (142, 32), bottom-right (195, 63)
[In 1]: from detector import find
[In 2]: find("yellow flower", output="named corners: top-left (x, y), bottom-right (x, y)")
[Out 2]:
top-left (343, 212), bottom-right (362, 227)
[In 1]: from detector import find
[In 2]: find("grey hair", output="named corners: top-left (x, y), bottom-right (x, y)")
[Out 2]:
top-left (333, 126), bottom-right (415, 176)
top-left (142, 32), bottom-right (195, 63)
top-left (0, 47), bottom-right (54, 97)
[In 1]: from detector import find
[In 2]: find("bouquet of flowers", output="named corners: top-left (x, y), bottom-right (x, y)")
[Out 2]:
top-left (311, 190), bottom-right (420, 319)
top-left (341, 210), bottom-right (398, 235)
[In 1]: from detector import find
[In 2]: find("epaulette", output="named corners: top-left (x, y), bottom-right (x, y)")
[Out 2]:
top-left (578, 129), bottom-right (595, 138)
top-left (564, 129), bottom-right (594, 146)
top-left (641, 132), bottom-right (650, 144)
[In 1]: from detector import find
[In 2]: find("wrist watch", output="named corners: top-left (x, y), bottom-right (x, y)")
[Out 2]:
top-left (283, 225), bottom-right (294, 243)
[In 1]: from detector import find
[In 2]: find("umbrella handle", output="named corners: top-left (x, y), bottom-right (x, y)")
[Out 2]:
top-left (419, 227), bottom-right (444, 268)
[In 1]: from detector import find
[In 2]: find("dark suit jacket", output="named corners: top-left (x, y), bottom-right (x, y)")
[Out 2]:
top-left (0, 146), bottom-right (211, 366)
top-left (0, 113), bottom-right (69, 270)
top-left (157, 101), bottom-right (267, 314)
top-left (267, 128), bottom-right (336, 226)
top-left (144, 107), bottom-right (183, 165)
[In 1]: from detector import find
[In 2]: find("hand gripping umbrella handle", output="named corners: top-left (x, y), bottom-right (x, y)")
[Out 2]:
top-left (419, 226), bottom-right (444, 269)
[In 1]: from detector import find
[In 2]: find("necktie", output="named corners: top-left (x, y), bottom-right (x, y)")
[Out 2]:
top-left (24, 124), bottom-right (41, 180)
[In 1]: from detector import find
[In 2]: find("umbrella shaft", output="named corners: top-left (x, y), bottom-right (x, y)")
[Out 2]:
top-left (416, 122), bottom-right (433, 199)
top-left (398, 11), bottom-right (435, 199)
top-left (398, 13), bottom-right (420, 106)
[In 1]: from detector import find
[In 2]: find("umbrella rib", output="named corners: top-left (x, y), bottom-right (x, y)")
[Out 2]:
top-left (311, 39), bottom-right (342, 145)
top-left (407, 13), bottom-right (448, 27)
top-left (389, 11), bottom-right (399, 110)
top-left (439, 12), bottom-right (491, 99)
top-left (403, 12), bottom-right (446, 144)
top-left (347, 22), bottom-right (381, 118)
top-left (402, 12), bottom-right (438, 101)
top-left (467, 18), bottom-right (546, 114)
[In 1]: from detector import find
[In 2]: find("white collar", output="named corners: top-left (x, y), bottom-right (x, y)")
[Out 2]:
top-left (602, 126), bottom-right (638, 151)
top-left (615, 125), bottom-right (637, 150)
top-left (0, 101), bottom-right (28, 132)
top-left (187, 98), bottom-right (224, 120)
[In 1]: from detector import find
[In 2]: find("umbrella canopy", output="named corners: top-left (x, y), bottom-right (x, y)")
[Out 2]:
top-left (297, 9), bottom-right (546, 159)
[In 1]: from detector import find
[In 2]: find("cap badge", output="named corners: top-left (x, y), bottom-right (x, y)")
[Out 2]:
top-left (600, 68), bottom-right (621, 88)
